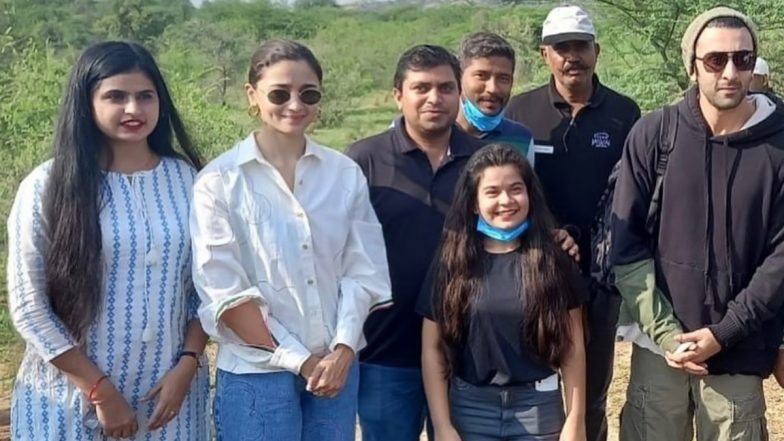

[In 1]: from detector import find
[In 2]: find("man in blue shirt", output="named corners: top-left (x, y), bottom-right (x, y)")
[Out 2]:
top-left (455, 32), bottom-right (535, 164)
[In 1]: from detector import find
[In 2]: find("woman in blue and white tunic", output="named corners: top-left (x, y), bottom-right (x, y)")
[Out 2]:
top-left (8, 41), bottom-right (209, 440)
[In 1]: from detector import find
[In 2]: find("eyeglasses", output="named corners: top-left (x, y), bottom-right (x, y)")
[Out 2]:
top-left (694, 51), bottom-right (756, 74)
top-left (265, 88), bottom-right (322, 105)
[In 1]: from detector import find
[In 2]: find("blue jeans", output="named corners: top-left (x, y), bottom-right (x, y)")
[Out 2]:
top-left (358, 363), bottom-right (431, 441)
top-left (214, 362), bottom-right (359, 441)
top-left (449, 376), bottom-right (564, 441)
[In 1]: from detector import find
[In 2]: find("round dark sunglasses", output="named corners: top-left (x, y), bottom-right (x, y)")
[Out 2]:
top-left (266, 88), bottom-right (322, 106)
top-left (695, 50), bottom-right (756, 74)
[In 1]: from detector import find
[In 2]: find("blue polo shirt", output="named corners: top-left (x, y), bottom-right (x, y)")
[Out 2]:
top-left (478, 118), bottom-right (535, 165)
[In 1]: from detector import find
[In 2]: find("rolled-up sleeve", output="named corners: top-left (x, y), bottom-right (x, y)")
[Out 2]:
top-left (611, 112), bottom-right (683, 352)
top-left (190, 171), bottom-right (311, 373)
top-left (7, 171), bottom-right (77, 362)
top-left (329, 167), bottom-right (392, 352)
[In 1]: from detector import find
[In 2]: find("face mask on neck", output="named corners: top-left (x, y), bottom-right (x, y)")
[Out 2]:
top-left (476, 216), bottom-right (530, 242)
top-left (462, 97), bottom-right (505, 132)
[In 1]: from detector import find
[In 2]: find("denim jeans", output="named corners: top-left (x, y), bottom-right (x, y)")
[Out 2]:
top-left (214, 361), bottom-right (359, 441)
top-left (449, 376), bottom-right (564, 441)
top-left (358, 362), bottom-right (431, 441)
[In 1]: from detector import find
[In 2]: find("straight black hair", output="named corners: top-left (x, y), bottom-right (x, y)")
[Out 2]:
top-left (432, 144), bottom-right (582, 375)
top-left (393, 44), bottom-right (461, 91)
top-left (43, 40), bottom-right (202, 341)
top-left (457, 32), bottom-right (516, 70)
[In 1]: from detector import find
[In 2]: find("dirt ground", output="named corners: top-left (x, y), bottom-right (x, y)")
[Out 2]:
top-left (0, 342), bottom-right (782, 440)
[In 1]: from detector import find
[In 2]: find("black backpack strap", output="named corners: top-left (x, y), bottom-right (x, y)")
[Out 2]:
top-left (644, 105), bottom-right (679, 236)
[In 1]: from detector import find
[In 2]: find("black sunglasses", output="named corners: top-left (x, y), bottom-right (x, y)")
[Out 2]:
top-left (265, 88), bottom-right (322, 106)
top-left (695, 50), bottom-right (756, 74)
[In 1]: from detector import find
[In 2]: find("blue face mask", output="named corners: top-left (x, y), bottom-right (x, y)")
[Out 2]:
top-left (462, 97), bottom-right (505, 132)
top-left (476, 216), bottom-right (530, 242)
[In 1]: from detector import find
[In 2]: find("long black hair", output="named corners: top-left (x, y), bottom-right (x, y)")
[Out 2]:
top-left (43, 40), bottom-right (202, 341)
top-left (432, 143), bottom-right (581, 375)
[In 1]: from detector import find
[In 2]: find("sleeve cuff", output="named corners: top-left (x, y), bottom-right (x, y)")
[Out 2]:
top-left (197, 290), bottom-right (264, 341)
top-left (369, 299), bottom-right (393, 314)
top-left (658, 332), bottom-right (681, 354)
top-left (709, 315), bottom-right (744, 349)
top-left (329, 329), bottom-right (361, 354)
top-left (214, 291), bottom-right (262, 321)
top-left (41, 342), bottom-right (78, 363)
top-left (270, 344), bottom-right (311, 374)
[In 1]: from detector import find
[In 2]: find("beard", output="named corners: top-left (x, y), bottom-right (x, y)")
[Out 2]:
top-left (705, 87), bottom-right (747, 110)
top-left (699, 75), bottom-right (750, 111)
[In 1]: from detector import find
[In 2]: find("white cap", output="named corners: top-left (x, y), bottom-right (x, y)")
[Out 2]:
top-left (541, 5), bottom-right (596, 45)
top-left (754, 57), bottom-right (769, 76)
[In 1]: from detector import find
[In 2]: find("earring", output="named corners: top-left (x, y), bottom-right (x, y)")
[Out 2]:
top-left (247, 104), bottom-right (260, 118)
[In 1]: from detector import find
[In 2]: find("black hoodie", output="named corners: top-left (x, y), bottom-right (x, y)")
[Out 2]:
top-left (612, 86), bottom-right (784, 376)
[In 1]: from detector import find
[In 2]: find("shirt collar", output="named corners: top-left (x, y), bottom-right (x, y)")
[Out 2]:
top-left (234, 132), bottom-right (325, 166)
top-left (478, 118), bottom-right (512, 138)
top-left (547, 74), bottom-right (607, 109)
top-left (392, 116), bottom-right (476, 158)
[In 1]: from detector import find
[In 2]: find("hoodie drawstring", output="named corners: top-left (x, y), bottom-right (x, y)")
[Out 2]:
top-left (726, 143), bottom-right (742, 296)
top-left (703, 140), bottom-right (716, 306)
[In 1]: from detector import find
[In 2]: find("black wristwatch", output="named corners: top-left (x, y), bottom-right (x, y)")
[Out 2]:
top-left (178, 350), bottom-right (202, 367)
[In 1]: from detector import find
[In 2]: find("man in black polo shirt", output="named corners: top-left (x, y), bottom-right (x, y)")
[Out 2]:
top-left (346, 45), bottom-right (485, 441)
top-left (506, 5), bottom-right (641, 441)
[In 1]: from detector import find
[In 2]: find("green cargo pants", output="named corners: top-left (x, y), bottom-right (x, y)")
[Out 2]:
top-left (619, 344), bottom-right (768, 441)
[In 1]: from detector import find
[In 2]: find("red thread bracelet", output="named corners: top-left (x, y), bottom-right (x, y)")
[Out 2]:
top-left (87, 375), bottom-right (109, 403)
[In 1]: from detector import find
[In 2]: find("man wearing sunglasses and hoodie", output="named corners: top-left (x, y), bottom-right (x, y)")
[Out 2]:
top-left (612, 7), bottom-right (784, 440)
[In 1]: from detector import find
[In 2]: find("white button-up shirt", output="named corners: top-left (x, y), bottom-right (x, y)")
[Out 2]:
top-left (191, 133), bottom-right (392, 374)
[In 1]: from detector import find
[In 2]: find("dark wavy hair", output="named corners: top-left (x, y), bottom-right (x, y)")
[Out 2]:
top-left (43, 40), bottom-right (202, 341)
top-left (432, 143), bottom-right (581, 376)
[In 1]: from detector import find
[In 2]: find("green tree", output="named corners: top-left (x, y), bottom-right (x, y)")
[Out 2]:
top-left (93, 0), bottom-right (193, 47)
top-left (159, 18), bottom-right (255, 105)
top-left (294, 0), bottom-right (338, 8)
top-left (595, 0), bottom-right (784, 92)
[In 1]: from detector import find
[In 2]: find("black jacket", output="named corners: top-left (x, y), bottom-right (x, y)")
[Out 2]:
top-left (612, 86), bottom-right (784, 375)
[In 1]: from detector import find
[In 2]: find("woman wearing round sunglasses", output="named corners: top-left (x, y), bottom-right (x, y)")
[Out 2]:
top-left (190, 39), bottom-right (392, 441)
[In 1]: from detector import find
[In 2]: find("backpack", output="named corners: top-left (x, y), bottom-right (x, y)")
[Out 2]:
top-left (589, 105), bottom-right (679, 295)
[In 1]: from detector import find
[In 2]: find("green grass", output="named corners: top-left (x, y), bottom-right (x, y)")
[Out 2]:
top-left (313, 96), bottom-right (398, 149)
top-left (0, 303), bottom-right (22, 397)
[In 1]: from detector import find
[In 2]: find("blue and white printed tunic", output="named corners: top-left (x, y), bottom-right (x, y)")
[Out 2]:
top-left (8, 157), bottom-right (209, 441)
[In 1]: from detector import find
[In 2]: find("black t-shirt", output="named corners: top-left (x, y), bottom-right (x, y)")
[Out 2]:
top-left (417, 249), bottom-right (584, 386)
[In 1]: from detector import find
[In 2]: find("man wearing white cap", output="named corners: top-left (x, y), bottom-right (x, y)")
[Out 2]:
top-left (750, 56), bottom-right (781, 105)
top-left (751, 56), bottom-right (771, 92)
top-left (507, 6), bottom-right (640, 441)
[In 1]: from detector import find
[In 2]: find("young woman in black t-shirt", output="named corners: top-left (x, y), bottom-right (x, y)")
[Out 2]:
top-left (418, 143), bottom-right (586, 441)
